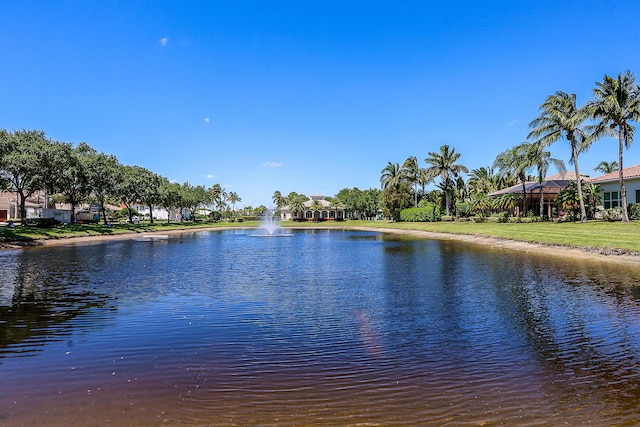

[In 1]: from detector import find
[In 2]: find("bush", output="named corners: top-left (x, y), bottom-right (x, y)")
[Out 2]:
top-left (24, 218), bottom-right (59, 228)
top-left (602, 208), bottom-right (621, 222)
top-left (456, 202), bottom-right (472, 218)
top-left (628, 203), bottom-right (640, 220)
top-left (399, 204), bottom-right (442, 222)
top-left (441, 215), bottom-right (454, 222)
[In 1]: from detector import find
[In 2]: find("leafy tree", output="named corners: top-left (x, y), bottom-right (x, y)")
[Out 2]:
top-left (115, 165), bottom-right (164, 224)
top-left (309, 199), bottom-right (322, 221)
top-left (181, 182), bottom-right (208, 220)
top-left (159, 180), bottom-right (182, 222)
top-left (589, 71), bottom-right (640, 222)
top-left (0, 129), bottom-right (49, 220)
top-left (528, 91), bottom-right (591, 222)
top-left (55, 143), bottom-right (92, 224)
top-left (80, 143), bottom-right (121, 224)
top-left (593, 160), bottom-right (619, 174)
top-left (382, 182), bottom-right (412, 221)
top-left (424, 145), bottom-right (468, 216)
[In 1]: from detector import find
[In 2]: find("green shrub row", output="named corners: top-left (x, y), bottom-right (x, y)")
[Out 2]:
top-left (400, 204), bottom-right (442, 222)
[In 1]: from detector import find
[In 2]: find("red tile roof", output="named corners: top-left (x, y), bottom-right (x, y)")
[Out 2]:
top-left (589, 164), bottom-right (640, 183)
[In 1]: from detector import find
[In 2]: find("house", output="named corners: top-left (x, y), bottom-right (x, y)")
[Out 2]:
top-left (0, 191), bottom-right (47, 222)
top-left (280, 194), bottom-right (345, 221)
top-left (588, 164), bottom-right (640, 209)
top-left (489, 171), bottom-right (586, 217)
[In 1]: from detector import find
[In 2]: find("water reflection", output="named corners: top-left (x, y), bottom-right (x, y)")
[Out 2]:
top-left (1, 230), bottom-right (640, 425)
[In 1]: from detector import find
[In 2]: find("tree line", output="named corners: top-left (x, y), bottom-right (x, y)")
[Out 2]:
top-left (376, 70), bottom-right (640, 222)
top-left (0, 130), bottom-right (244, 223)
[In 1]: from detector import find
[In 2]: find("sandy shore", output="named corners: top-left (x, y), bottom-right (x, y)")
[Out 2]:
top-left (2, 225), bottom-right (640, 268)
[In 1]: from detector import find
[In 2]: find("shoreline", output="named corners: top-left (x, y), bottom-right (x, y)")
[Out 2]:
top-left (2, 225), bottom-right (640, 267)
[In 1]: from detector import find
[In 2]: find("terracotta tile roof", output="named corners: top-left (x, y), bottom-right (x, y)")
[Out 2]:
top-left (589, 164), bottom-right (640, 183)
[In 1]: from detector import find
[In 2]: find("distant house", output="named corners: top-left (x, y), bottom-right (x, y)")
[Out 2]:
top-left (0, 191), bottom-right (47, 222)
top-left (489, 172), bottom-right (586, 217)
top-left (588, 164), bottom-right (640, 209)
top-left (280, 194), bottom-right (345, 221)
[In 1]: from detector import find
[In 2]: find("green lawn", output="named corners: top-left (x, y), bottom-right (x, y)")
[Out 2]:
top-left (283, 220), bottom-right (640, 254)
top-left (2, 219), bottom-right (640, 255)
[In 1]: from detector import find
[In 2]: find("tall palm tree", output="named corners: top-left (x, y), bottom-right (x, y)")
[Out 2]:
top-left (493, 143), bottom-right (534, 216)
top-left (589, 71), bottom-right (640, 222)
top-left (528, 91), bottom-right (590, 222)
top-left (528, 142), bottom-right (566, 218)
top-left (424, 145), bottom-right (468, 216)
top-left (227, 191), bottom-right (241, 216)
top-left (401, 156), bottom-right (421, 207)
top-left (593, 160), bottom-right (619, 174)
top-left (380, 162), bottom-right (403, 190)
top-left (272, 190), bottom-right (284, 210)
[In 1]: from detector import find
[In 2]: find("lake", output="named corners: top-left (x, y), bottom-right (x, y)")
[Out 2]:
top-left (1, 229), bottom-right (640, 426)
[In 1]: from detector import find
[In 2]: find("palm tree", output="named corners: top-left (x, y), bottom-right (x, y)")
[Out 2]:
top-left (401, 156), bottom-right (421, 207)
top-left (493, 143), bottom-right (534, 216)
top-left (227, 191), bottom-right (241, 216)
top-left (593, 160), bottom-right (619, 174)
top-left (528, 91), bottom-right (590, 222)
top-left (309, 200), bottom-right (322, 221)
top-left (589, 71), bottom-right (640, 222)
top-left (288, 195), bottom-right (307, 220)
top-left (467, 166), bottom-right (498, 196)
top-left (528, 142), bottom-right (566, 218)
top-left (272, 190), bottom-right (284, 210)
top-left (380, 162), bottom-right (403, 190)
top-left (424, 145), bottom-right (468, 216)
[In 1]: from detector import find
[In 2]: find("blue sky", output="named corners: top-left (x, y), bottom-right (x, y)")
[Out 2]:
top-left (2, 1), bottom-right (640, 208)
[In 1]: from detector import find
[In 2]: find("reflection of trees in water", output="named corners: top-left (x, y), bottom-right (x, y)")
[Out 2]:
top-left (486, 253), bottom-right (640, 415)
top-left (0, 249), bottom-right (113, 359)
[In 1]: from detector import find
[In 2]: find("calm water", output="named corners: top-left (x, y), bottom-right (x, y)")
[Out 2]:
top-left (2, 229), bottom-right (640, 426)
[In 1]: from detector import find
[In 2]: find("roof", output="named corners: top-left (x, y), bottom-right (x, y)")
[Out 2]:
top-left (588, 164), bottom-right (640, 183)
top-left (489, 172), bottom-right (582, 197)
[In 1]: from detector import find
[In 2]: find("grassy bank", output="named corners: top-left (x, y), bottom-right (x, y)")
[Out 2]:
top-left (2, 219), bottom-right (640, 255)
top-left (283, 220), bottom-right (640, 254)
top-left (0, 221), bottom-right (260, 244)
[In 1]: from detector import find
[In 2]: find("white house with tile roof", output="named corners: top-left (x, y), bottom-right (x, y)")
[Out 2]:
top-left (280, 194), bottom-right (345, 221)
top-left (588, 164), bottom-right (640, 209)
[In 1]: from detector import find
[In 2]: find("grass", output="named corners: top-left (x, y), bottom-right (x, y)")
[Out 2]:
top-left (282, 220), bottom-right (640, 254)
top-left (2, 219), bottom-right (640, 255)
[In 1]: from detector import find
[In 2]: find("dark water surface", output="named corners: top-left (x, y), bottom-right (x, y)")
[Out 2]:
top-left (2, 229), bottom-right (640, 426)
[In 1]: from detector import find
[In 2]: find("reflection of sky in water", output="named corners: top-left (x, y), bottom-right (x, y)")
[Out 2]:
top-left (3, 230), bottom-right (640, 425)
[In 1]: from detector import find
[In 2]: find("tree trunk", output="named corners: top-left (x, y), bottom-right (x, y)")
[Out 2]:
top-left (520, 179), bottom-right (527, 217)
top-left (148, 205), bottom-right (154, 224)
top-left (619, 129), bottom-right (629, 222)
top-left (18, 190), bottom-right (27, 221)
top-left (570, 139), bottom-right (587, 223)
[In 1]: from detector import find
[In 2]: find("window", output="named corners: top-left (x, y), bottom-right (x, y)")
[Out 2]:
top-left (603, 191), bottom-right (620, 209)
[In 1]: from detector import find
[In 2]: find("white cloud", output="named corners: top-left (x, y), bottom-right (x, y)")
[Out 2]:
top-left (206, 174), bottom-right (215, 179)
top-left (508, 118), bottom-right (519, 127)
top-left (262, 161), bottom-right (283, 168)
top-left (169, 179), bottom-right (179, 183)
top-left (159, 37), bottom-right (169, 47)
top-left (204, 117), bottom-right (210, 123)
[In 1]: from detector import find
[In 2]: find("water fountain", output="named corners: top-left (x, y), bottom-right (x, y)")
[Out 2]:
top-left (250, 210), bottom-right (293, 236)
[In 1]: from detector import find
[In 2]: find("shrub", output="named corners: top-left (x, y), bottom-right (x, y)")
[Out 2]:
top-left (628, 203), bottom-right (640, 220)
top-left (602, 208), bottom-right (621, 222)
top-left (399, 203), bottom-right (442, 222)
top-left (24, 218), bottom-right (59, 228)
top-left (456, 202), bottom-right (472, 218)
top-left (441, 215), bottom-right (454, 222)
